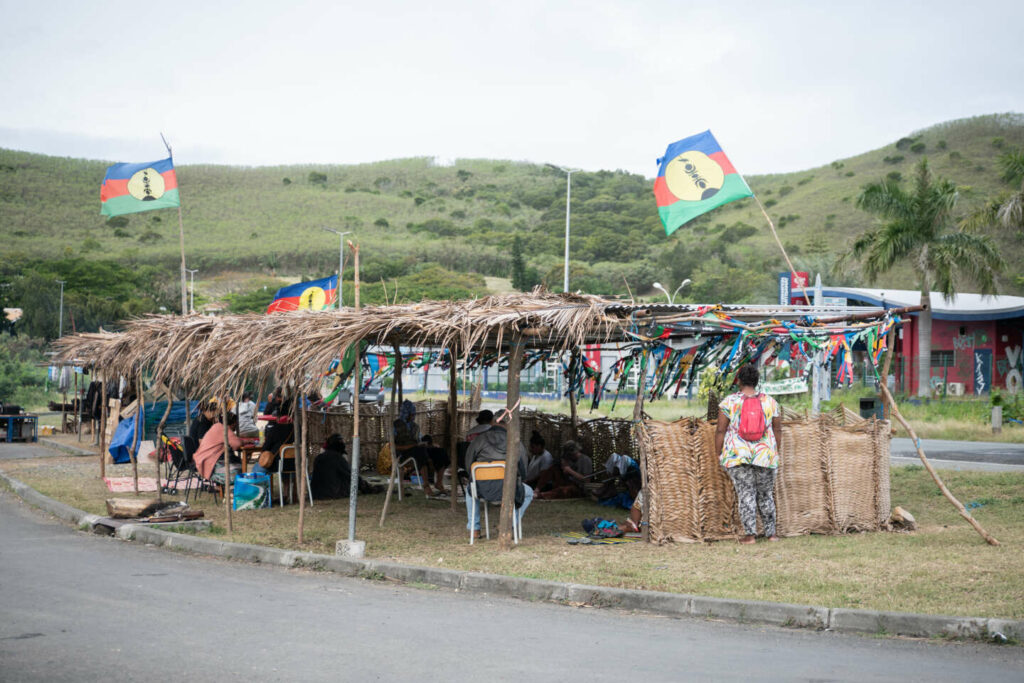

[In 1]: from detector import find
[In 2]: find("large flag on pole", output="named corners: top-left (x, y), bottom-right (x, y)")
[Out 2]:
top-left (266, 276), bottom-right (338, 313)
top-left (653, 130), bottom-right (753, 236)
top-left (100, 157), bottom-right (180, 217)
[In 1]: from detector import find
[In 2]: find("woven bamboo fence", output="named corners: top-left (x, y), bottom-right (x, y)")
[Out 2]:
top-left (637, 410), bottom-right (891, 543)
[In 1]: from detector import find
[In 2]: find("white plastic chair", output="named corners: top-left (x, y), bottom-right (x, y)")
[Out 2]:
top-left (469, 461), bottom-right (521, 545)
top-left (275, 445), bottom-right (313, 507)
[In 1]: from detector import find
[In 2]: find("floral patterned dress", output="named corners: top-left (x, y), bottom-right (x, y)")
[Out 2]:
top-left (718, 392), bottom-right (780, 469)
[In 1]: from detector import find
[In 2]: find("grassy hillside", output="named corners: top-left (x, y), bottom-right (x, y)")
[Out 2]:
top-left (2, 113), bottom-right (1022, 309)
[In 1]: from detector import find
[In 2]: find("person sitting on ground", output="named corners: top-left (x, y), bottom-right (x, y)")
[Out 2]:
top-left (464, 418), bottom-right (533, 539)
top-left (187, 399), bottom-right (219, 447)
top-left (311, 433), bottom-right (379, 499)
top-left (534, 440), bottom-right (594, 499)
top-left (620, 471), bottom-right (644, 533)
top-left (193, 411), bottom-right (243, 484)
top-left (393, 399), bottom-right (447, 496)
top-left (236, 392), bottom-right (259, 438)
top-left (715, 363), bottom-right (782, 545)
top-left (524, 430), bottom-right (553, 487)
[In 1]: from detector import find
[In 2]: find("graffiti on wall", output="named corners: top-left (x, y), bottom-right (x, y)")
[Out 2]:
top-left (1003, 344), bottom-right (1022, 394)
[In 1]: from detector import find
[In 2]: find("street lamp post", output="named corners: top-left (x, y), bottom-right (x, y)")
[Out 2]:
top-left (546, 164), bottom-right (578, 293)
top-left (651, 279), bottom-right (692, 305)
top-left (55, 280), bottom-right (66, 338)
top-left (322, 228), bottom-right (353, 308)
top-left (186, 269), bottom-right (198, 313)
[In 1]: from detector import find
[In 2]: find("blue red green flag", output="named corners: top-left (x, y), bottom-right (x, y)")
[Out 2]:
top-left (266, 276), bottom-right (338, 313)
top-left (653, 131), bottom-right (753, 235)
top-left (100, 157), bottom-right (181, 217)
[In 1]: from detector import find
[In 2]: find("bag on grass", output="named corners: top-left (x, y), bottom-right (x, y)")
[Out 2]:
top-left (737, 393), bottom-right (766, 442)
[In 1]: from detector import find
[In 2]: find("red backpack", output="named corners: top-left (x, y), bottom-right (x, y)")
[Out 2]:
top-left (737, 393), bottom-right (766, 442)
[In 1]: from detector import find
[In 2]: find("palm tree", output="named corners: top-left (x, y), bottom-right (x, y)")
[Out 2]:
top-left (851, 159), bottom-right (1004, 396)
top-left (962, 149), bottom-right (1024, 234)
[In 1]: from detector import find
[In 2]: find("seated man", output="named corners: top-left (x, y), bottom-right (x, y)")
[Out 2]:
top-left (465, 410), bottom-right (493, 442)
top-left (534, 440), bottom-right (593, 499)
top-left (253, 395), bottom-right (294, 474)
top-left (464, 420), bottom-right (533, 539)
top-left (393, 400), bottom-right (447, 496)
top-left (524, 430), bottom-right (553, 487)
top-left (311, 434), bottom-right (379, 499)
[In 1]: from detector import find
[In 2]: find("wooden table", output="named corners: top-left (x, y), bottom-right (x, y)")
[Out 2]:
top-left (239, 443), bottom-right (262, 473)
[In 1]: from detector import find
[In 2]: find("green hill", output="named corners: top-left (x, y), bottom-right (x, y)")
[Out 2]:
top-left (2, 113), bottom-right (1022, 319)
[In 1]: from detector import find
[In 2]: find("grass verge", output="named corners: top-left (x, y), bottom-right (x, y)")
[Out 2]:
top-left (2, 445), bottom-right (1022, 619)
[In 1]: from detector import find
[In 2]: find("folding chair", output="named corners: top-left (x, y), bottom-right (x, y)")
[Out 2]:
top-left (181, 435), bottom-right (221, 505)
top-left (158, 433), bottom-right (190, 494)
top-left (275, 445), bottom-right (313, 507)
top-left (382, 443), bottom-right (423, 501)
top-left (468, 462), bottom-right (522, 545)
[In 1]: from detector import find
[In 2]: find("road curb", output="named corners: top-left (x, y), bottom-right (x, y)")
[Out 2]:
top-left (2, 469), bottom-right (1021, 643)
top-left (38, 438), bottom-right (97, 457)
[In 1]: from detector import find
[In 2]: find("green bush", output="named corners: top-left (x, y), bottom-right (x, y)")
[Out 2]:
top-left (910, 142), bottom-right (926, 153)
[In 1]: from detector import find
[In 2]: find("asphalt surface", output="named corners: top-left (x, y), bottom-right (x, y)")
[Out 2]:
top-left (890, 437), bottom-right (1024, 465)
top-left (2, 493), bottom-right (1024, 681)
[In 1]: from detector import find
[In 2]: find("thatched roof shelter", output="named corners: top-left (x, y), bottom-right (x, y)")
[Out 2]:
top-left (52, 291), bottom-right (889, 394)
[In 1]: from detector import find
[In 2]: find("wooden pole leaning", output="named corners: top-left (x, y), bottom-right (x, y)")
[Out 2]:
top-left (751, 193), bottom-right (811, 307)
top-left (161, 133), bottom-right (189, 316)
top-left (878, 383), bottom-right (999, 546)
top-left (380, 343), bottom-right (403, 527)
top-left (498, 333), bottom-right (525, 550)
top-left (76, 370), bottom-right (82, 443)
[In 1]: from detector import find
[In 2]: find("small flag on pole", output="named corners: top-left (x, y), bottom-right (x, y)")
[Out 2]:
top-left (100, 157), bottom-right (181, 217)
top-left (653, 130), bottom-right (753, 236)
top-left (266, 276), bottom-right (338, 313)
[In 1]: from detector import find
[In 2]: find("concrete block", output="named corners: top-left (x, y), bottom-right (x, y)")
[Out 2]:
top-left (336, 539), bottom-right (365, 558)
top-left (691, 595), bottom-right (827, 628)
top-left (987, 619), bottom-right (1024, 642)
top-left (831, 608), bottom-right (984, 638)
top-left (460, 573), bottom-right (567, 602)
top-left (320, 555), bottom-right (367, 576)
top-left (373, 560), bottom-right (463, 588)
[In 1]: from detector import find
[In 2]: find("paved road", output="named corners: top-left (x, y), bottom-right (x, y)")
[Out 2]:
top-left (2, 494), bottom-right (1023, 681)
top-left (890, 438), bottom-right (1024, 465)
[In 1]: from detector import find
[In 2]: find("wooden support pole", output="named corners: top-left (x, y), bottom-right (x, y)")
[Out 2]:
top-left (347, 239), bottom-right (362, 541)
top-left (878, 383), bottom-right (1000, 546)
top-left (99, 373), bottom-right (107, 479)
top-left (379, 377), bottom-right (400, 527)
top-left (156, 385), bottom-right (172, 501)
top-left (448, 345), bottom-right (458, 511)
top-left (298, 389), bottom-right (307, 543)
top-left (632, 362), bottom-right (650, 543)
top-left (568, 349), bottom-right (580, 441)
top-left (130, 373), bottom-right (141, 494)
top-left (880, 327), bottom-right (895, 420)
top-left (76, 370), bottom-right (82, 442)
top-left (498, 333), bottom-right (525, 550)
top-left (222, 399), bottom-right (233, 534)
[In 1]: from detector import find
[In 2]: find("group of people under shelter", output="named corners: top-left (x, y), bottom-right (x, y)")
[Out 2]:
top-left (178, 362), bottom-right (781, 545)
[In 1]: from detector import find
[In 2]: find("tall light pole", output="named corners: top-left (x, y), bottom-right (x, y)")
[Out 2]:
top-left (55, 280), bottom-right (66, 338)
top-left (546, 164), bottom-right (578, 293)
top-left (652, 278), bottom-right (692, 305)
top-left (321, 227), bottom-right (352, 308)
top-left (186, 269), bottom-right (198, 313)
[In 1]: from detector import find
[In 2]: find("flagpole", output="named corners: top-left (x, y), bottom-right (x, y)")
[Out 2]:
top-left (160, 133), bottom-right (188, 316)
top-left (746, 189), bottom-right (812, 307)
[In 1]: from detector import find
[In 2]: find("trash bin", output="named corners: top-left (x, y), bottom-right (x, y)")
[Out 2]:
top-left (859, 397), bottom-right (883, 420)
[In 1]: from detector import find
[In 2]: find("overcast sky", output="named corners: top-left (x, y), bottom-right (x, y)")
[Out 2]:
top-left (1, 1), bottom-right (1021, 177)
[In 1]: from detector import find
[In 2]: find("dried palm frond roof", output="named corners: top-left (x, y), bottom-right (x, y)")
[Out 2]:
top-left (51, 290), bottom-right (889, 393)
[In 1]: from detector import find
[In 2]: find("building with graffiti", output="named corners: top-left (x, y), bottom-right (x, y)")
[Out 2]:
top-left (813, 287), bottom-right (1024, 396)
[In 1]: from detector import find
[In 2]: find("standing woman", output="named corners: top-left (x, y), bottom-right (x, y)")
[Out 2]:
top-left (715, 364), bottom-right (782, 545)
